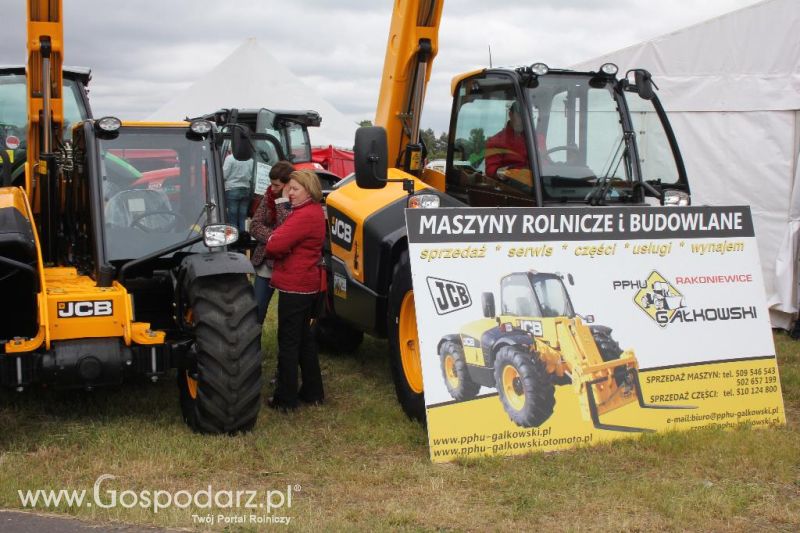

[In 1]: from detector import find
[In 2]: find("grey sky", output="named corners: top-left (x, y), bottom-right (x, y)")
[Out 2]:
top-left (1, 0), bottom-right (763, 133)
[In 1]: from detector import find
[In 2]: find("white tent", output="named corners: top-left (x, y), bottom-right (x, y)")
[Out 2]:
top-left (574, 0), bottom-right (800, 329)
top-left (149, 38), bottom-right (357, 148)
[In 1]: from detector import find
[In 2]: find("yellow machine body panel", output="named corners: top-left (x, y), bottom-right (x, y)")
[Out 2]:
top-left (42, 268), bottom-right (165, 345)
top-left (420, 167), bottom-right (445, 191)
top-left (457, 318), bottom-right (497, 366)
top-left (0, 186), bottom-right (35, 217)
top-left (44, 268), bottom-right (130, 341)
top-left (450, 68), bottom-right (485, 96)
top-left (0, 186), bottom-right (48, 354)
top-left (326, 167), bottom-right (430, 283)
top-left (0, 187), bottom-right (165, 354)
top-left (552, 318), bottom-right (638, 418)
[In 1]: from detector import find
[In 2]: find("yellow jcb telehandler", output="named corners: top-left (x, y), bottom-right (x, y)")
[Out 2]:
top-left (437, 271), bottom-right (693, 431)
top-left (0, 0), bottom-right (263, 434)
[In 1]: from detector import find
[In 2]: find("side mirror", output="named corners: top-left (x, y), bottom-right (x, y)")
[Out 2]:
top-left (354, 126), bottom-right (388, 189)
top-left (583, 314), bottom-right (595, 324)
top-left (231, 124), bottom-right (253, 162)
top-left (482, 292), bottom-right (495, 318)
top-left (634, 69), bottom-right (655, 101)
top-left (567, 273), bottom-right (574, 286)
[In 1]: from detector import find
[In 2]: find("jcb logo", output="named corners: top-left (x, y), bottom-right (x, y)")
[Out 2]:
top-left (427, 276), bottom-right (472, 315)
top-left (57, 300), bottom-right (113, 318)
top-left (327, 207), bottom-right (356, 251)
top-left (518, 320), bottom-right (543, 337)
top-left (330, 217), bottom-right (352, 243)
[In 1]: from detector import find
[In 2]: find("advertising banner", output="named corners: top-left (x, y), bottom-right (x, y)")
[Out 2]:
top-left (405, 206), bottom-right (786, 462)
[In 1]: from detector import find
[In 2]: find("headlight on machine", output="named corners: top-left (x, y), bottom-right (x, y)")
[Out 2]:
top-left (600, 63), bottom-right (619, 76)
top-left (95, 116), bottom-right (121, 133)
top-left (530, 62), bottom-right (549, 76)
top-left (663, 189), bottom-right (691, 206)
top-left (408, 194), bottom-right (440, 209)
top-left (189, 119), bottom-right (213, 135)
top-left (203, 224), bottom-right (238, 247)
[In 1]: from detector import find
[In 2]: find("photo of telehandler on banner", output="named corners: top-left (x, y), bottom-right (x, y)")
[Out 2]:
top-left (405, 206), bottom-right (785, 463)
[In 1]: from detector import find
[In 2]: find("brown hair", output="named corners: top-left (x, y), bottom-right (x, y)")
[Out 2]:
top-left (289, 169), bottom-right (323, 203)
top-left (270, 160), bottom-right (295, 184)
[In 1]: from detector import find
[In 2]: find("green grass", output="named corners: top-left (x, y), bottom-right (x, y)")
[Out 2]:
top-left (1, 307), bottom-right (799, 531)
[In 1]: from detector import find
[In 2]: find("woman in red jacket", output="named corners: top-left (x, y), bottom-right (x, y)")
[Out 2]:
top-left (265, 169), bottom-right (326, 410)
top-left (250, 161), bottom-right (294, 326)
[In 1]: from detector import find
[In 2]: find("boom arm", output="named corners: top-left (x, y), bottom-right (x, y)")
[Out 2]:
top-left (26, 0), bottom-right (64, 261)
top-left (374, 0), bottom-right (444, 171)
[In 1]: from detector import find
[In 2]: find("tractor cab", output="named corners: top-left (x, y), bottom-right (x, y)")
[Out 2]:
top-left (201, 108), bottom-right (340, 201)
top-left (444, 63), bottom-right (690, 208)
top-left (496, 271), bottom-right (577, 321)
top-left (203, 108), bottom-right (320, 166)
top-left (61, 117), bottom-right (265, 291)
top-left (67, 120), bottom-right (221, 270)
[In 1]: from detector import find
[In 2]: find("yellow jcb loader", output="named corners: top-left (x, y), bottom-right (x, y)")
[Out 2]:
top-left (323, 0), bottom-right (691, 423)
top-left (0, 0), bottom-right (263, 434)
top-left (437, 271), bottom-right (693, 431)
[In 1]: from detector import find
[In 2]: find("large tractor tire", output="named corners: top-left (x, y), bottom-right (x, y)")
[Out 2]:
top-left (178, 274), bottom-right (262, 434)
top-left (493, 345), bottom-right (555, 428)
top-left (590, 325), bottom-right (628, 386)
top-left (387, 251), bottom-right (426, 423)
top-left (438, 340), bottom-right (481, 401)
top-left (315, 316), bottom-right (364, 354)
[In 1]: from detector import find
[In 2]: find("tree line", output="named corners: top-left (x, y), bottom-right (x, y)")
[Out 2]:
top-left (358, 120), bottom-right (486, 163)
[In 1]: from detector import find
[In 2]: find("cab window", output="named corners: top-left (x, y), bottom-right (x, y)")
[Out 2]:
top-left (449, 76), bottom-right (534, 206)
top-left (285, 122), bottom-right (311, 163)
top-left (531, 277), bottom-right (574, 318)
top-left (500, 274), bottom-right (541, 317)
top-left (626, 96), bottom-right (681, 185)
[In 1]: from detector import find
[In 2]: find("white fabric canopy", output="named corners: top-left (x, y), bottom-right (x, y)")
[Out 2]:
top-left (149, 38), bottom-right (357, 148)
top-left (574, 0), bottom-right (800, 328)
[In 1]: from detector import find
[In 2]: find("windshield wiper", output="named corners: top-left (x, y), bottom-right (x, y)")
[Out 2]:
top-left (184, 200), bottom-right (215, 242)
top-left (585, 132), bottom-right (631, 205)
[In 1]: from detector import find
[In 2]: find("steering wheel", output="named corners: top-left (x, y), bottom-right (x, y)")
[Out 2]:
top-left (130, 211), bottom-right (183, 232)
top-left (547, 145), bottom-right (580, 156)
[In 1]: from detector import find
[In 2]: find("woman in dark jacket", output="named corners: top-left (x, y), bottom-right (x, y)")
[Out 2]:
top-left (265, 169), bottom-right (326, 410)
top-left (250, 161), bottom-right (294, 325)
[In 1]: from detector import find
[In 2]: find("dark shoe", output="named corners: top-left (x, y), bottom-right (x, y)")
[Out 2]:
top-left (266, 396), bottom-right (297, 412)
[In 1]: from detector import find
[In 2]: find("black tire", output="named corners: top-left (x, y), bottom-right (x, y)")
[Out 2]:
top-left (315, 316), bottom-right (364, 354)
top-left (493, 345), bottom-right (555, 428)
top-left (438, 340), bottom-right (480, 401)
top-left (177, 274), bottom-right (262, 434)
top-left (387, 250), bottom-right (426, 423)
top-left (590, 325), bottom-right (628, 386)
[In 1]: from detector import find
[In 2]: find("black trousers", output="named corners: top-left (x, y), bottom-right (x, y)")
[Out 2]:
top-left (274, 291), bottom-right (324, 407)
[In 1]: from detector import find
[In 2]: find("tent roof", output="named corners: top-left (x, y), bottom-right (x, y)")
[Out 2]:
top-left (149, 38), bottom-right (357, 147)
top-left (573, 0), bottom-right (800, 112)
